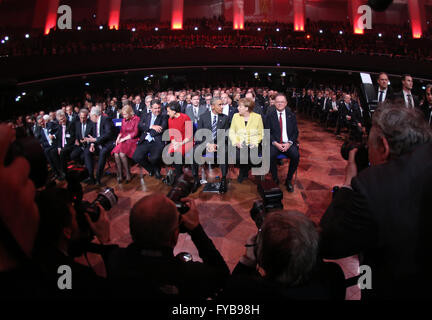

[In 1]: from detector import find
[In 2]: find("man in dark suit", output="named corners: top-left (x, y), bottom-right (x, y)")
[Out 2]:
top-left (34, 115), bottom-right (63, 180)
top-left (320, 105), bottom-right (432, 300)
top-left (106, 99), bottom-right (121, 119)
top-left (421, 84), bottom-right (432, 125)
top-left (376, 72), bottom-right (394, 104)
top-left (185, 93), bottom-right (207, 128)
top-left (192, 97), bottom-right (230, 193)
top-left (105, 194), bottom-right (230, 300)
top-left (178, 91), bottom-right (187, 113)
top-left (221, 92), bottom-right (237, 125)
top-left (133, 95), bottom-right (145, 118)
top-left (265, 94), bottom-right (299, 192)
top-left (54, 110), bottom-right (75, 178)
top-left (83, 107), bottom-right (115, 185)
top-left (65, 105), bottom-right (78, 124)
top-left (393, 74), bottom-right (420, 109)
top-left (71, 109), bottom-right (95, 180)
top-left (336, 94), bottom-right (363, 141)
top-left (132, 100), bottom-right (168, 179)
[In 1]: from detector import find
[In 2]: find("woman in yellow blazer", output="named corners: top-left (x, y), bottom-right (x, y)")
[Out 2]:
top-left (229, 98), bottom-right (264, 183)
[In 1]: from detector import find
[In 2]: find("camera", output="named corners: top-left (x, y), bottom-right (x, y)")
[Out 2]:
top-left (166, 173), bottom-right (194, 215)
top-left (250, 181), bottom-right (283, 229)
top-left (75, 187), bottom-right (118, 224)
top-left (340, 140), bottom-right (370, 173)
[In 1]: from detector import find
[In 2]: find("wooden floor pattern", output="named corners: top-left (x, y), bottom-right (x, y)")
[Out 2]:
top-left (80, 115), bottom-right (361, 300)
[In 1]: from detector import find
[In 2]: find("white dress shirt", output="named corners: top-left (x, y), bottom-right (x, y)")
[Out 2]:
top-left (277, 111), bottom-right (289, 143)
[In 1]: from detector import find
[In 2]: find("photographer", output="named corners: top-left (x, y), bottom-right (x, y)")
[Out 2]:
top-left (34, 187), bottom-right (110, 299)
top-left (320, 103), bottom-right (432, 300)
top-left (105, 193), bottom-right (230, 300)
top-left (220, 211), bottom-right (345, 300)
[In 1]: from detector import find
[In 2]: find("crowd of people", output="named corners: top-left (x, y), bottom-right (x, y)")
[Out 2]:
top-left (1, 19), bottom-right (432, 61)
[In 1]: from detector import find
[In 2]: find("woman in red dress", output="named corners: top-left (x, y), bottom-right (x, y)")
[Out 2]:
top-left (111, 105), bottom-right (140, 183)
top-left (166, 101), bottom-right (193, 180)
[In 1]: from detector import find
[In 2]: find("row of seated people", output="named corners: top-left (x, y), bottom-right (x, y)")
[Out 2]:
top-left (31, 89), bottom-right (300, 194)
top-left (291, 73), bottom-right (432, 140)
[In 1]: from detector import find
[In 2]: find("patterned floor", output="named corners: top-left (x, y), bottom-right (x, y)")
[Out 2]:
top-left (80, 115), bottom-right (361, 300)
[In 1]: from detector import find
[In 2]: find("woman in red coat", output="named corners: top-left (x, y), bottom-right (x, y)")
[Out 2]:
top-left (166, 101), bottom-right (193, 181)
top-left (111, 104), bottom-right (140, 183)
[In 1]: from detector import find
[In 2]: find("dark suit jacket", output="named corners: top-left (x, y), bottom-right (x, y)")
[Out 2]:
top-left (393, 91), bottom-right (420, 108)
top-left (421, 102), bottom-right (432, 124)
top-left (35, 126), bottom-right (56, 150)
top-left (106, 106), bottom-right (122, 119)
top-left (376, 86), bottom-right (394, 102)
top-left (320, 143), bottom-right (432, 300)
top-left (137, 113), bottom-right (168, 146)
top-left (265, 108), bottom-right (299, 145)
top-left (133, 103), bottom-right (145, 118)
top-left (74, 120), bottom-right (95, 145)
top-left (338, 101), bottom-right (362, 124)
top-left (195, 110), bottom-right (230, 147)
top-left (55, 121), bottom-right (75, 149)
top-left (93, 116), bottom-right (115, 147)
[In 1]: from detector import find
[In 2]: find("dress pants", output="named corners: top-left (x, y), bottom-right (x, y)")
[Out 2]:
top-left (132, 141), bottom-right (164, 174)
top-left (84, 143), bottom-right (114, 180)
top-left (270, 144), bottom-right (300, 182)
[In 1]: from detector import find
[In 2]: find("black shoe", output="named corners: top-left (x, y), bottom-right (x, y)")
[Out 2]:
top-left (285, 180), bottom-right (294, 193)
top-left (219, 178), bottom-right (228, 194)
top-left (154, 170), bottom-right (162, 180)
top-left (192, 178), bottom-right (200, 193)
top-left (96, 178), bottom-right (102, 186)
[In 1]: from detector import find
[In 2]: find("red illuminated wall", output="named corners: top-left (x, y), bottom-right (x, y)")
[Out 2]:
top-left (293, 0), bottom-right (305, 31)
top-left (108, 0), bottom-right (122, 30)
top-left (171, 0), bottom-right (184, 29)
top-left (233, 0), bottom-right (244, 29)
top-left (32, 0), bottom-right (59, 34)
top-left (408, 0), bottom-right (424, 38)
top-left (349, 0), bottom-right (367, 34)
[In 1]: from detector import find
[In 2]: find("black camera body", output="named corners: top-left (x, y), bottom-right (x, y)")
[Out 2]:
top-left (250, 181), bottom-right (284, 229)
top-left (340, 140), bottom-right (370, 172)
top-left (166, 174), bottom-right (194, 215)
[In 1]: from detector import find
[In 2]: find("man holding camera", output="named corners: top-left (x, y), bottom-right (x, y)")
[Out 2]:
top-left (105, 193), bottom-right (230, 300)
top-left (319, 104), bottom-right (432, 300)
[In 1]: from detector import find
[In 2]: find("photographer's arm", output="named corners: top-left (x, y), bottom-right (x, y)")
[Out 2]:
top-left (84, 205), bottom-right (111, 245)
top-left (181, 198), bottom-right (230, 276)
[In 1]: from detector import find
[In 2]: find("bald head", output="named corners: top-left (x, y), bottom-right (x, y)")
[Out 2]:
top-left (130, 194), bottom-right (179, 248)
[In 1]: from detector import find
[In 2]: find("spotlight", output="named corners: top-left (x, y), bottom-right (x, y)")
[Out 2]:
top-left (306, 34), bottom-right (311, 39)
top-left (77, 26), bottom-right (82, 31)
top-left (388, 81), bottom-right (391, 85)
top-left (257, 27), bottom-right (261, 31)
top-left (85, 82), bottom-right (90, 86)
top-left (254, 72), bottom-right (258, 77)
top-left (276, 28), bottom-right (280, 32)
top-left (144, 77), bottom-right (149, 81)
top-left (4, 36), bottom-right (9, 41)
top-left (15, 96), bottom-right (21, 102)
top-left (1, 40), bottom-right (4, 44)
top-left (339, 30), bottom-right (343, 35)
top-left (268, 73), bottom-right (272, 76)
top-left (150, 74), bottom-right (154, 78)
top-left (132, 28), bottom-right (136, 32)
top-left (22, 92), bottom-right (26, 96)
top-left (99, 26), bottom-right (103, 30)
top-left (422, 86), bottom-right (426, 90)
top-left (218, 27), bottom-right (222, 31)
top-left (281, 72), bottom-right (286, 77)
top-left (398, 34), bottom-right (402, 39)
top-left (194, 27), bottom-right (198, 31)
top-left (319, 29), bottom-right (323, 34)
top-left (155, 27), bottom-right (159, 31)
top-left (25, 34), bottom-right (30, 39)
top-left (378, 33), bottom-right (382, 37)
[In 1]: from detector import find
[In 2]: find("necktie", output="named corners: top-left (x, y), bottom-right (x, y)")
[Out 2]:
top-left (379, 91), bottom-right (384, 103)
top-left (82, 123), bottom-right (85, 138)
top-left (212, 115), bottom-right (217, 142)
top-left (279, 112), bottom-right (283, 143)
top-left (146, 115), bottom-right (156, 142)
top-left (407, 94), bottom-right (413, 108)
top-left (44, 128), bottom-right (52, 145)
top-left (97, 121), bottom-right (100, 137)
top-left (194, 108), bottom-right (198, 122)
top-left (62, 125), bottom-right (66, 148)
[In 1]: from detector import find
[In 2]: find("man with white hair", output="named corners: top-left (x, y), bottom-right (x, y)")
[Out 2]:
top-left (83, 106), bottom-right (115, 185)
top-left (55, 109), bottom-right (75, 178)
top-left (35, 114), bottom-right (63, 180)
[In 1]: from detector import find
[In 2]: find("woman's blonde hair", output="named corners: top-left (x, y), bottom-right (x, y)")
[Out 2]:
top-left (238, 97), bottom-right (255, 113)
top-left (122, 105), bottom-right (134, 117)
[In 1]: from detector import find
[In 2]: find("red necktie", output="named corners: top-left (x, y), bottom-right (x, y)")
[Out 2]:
top-left (279, 112), bottom-right (283, 143)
